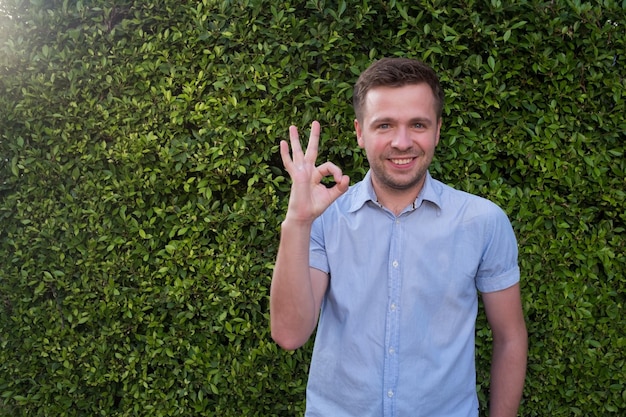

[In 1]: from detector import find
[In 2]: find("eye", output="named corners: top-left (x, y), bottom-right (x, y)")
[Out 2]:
top-left (413, 122), bottom-right (424, 129)
top-left (379, 123), bottom-right (390, 129)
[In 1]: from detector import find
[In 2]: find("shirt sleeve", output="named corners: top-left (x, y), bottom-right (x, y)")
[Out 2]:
top-left (475, 203), bottom-right (521, 293)
top-left (310, 216), bottom-right (330, 274)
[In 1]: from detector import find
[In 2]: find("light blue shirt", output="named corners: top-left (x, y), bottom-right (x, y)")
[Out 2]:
top-left (307, 171), bottom-right (520, 417)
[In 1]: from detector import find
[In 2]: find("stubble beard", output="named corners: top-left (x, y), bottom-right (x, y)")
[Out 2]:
top-left (369, 153), bottom-right (432, 194)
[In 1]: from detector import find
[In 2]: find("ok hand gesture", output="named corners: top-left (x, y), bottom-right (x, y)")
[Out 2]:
top-left (280, 121), bottom-right (350, 223)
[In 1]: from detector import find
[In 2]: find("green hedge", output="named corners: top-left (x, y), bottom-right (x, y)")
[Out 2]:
top-left (0, 0), bottom-right (624, 415)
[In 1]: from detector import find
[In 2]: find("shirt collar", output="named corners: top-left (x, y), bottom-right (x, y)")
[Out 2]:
top-left (415, 171), bottom-right (442, 210)
top-left (348, 170), bottom-right (442, 213)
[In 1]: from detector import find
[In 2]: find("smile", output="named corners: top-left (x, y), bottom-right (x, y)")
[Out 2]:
top-left (390, 158), bottom-right (414, 165)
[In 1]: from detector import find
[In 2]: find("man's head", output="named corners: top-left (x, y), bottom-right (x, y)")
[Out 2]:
top-left (353, 57), bottom-right (444, 123)
top-left (352, 58), bottom-right (444, 208)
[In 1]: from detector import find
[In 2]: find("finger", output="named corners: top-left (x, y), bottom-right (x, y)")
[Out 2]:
top-left (327, 174), bottom-right (350, 201)
top-left (288, 125), bottom-right (304, 165)
top-left (336, 174), bottom-right (350, 193)
top-left (304, 121), bottom-right (320, 164)
top-left (314, 161), bottom-right (350, 202)
top-left (316, 161), bottom-right (345, 184)
top-left (279, 140), bottom-right (294, 170)
top-left (317, 162), bottom-right (343, 181)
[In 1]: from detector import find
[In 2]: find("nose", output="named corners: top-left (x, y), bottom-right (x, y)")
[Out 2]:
top-left (391, 127), bottom-right (412, 150)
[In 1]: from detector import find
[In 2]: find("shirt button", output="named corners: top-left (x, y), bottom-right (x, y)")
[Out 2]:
top-left (392, 260), bottom-right (399, 268)
top-left (389, 347), bottom-right (395, 354)
top-left (390, 303), bottom-right (397, 311)
top-left (387, 390), bottom-right (394, 398)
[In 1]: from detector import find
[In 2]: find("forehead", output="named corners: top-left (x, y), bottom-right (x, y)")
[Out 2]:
top-left (362, 83), bottom-right (438, 121)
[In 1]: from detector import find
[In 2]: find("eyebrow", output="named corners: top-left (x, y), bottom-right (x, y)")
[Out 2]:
top-left (369, 116), bottom-right (434, 127)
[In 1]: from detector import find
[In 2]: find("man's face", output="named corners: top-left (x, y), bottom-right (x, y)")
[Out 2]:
top-left (354, 83), bottom-right (442, 197)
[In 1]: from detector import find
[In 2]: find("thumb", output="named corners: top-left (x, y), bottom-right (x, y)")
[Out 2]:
top-left (328, 175), bottom-right (350, 199)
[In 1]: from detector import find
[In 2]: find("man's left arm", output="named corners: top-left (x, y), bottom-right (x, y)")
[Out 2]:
top-left (482, 283), bottom-right (528, 417)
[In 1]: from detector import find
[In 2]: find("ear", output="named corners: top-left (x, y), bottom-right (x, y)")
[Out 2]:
top-left (354, 119), bottom-right (364, 148)
top-left (435, 118), bottom-right (442, 146)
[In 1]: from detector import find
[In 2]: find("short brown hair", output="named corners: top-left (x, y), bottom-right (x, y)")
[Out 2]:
top-left (353, 57), bottom-right (444, 122)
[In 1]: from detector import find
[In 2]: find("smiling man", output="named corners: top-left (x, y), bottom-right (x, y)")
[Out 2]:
top-left (270, 57), bottom-right (527, 417)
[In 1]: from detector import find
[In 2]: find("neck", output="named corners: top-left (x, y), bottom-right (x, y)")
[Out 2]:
top-left (372, 180), bottom-right (425, 216)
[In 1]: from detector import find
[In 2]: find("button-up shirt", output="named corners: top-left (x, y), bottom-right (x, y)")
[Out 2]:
top-left (306, 171), bottom-right (520, 417)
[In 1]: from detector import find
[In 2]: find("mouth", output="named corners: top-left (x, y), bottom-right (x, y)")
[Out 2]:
top-left (390, 157), bottom-right (414, 166)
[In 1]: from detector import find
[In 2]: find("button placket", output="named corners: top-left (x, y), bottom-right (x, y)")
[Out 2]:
top-left (383, 216), bottom-right (402, 416)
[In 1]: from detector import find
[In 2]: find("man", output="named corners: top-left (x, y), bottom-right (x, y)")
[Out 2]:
top-left (270, 57), bottom-right (527, 417)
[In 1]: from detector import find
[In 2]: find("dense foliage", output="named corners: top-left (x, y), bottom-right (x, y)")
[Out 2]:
top-left (0, 0), bottom-right (624, 415)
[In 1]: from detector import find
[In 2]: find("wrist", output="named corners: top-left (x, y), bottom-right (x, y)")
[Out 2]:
top-left (281, 216), bottom-right (315, 230)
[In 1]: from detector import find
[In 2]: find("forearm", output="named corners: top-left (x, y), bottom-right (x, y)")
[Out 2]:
top-left (489, 333), bottom-right (528, 417)
top-left (270, 121), bottom-right (348, 350)
top-left (270, 219), bottom-right (319, 350)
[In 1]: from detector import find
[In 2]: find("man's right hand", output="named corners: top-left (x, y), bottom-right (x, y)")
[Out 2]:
top-left (271, 120), bottom-right (347, 350)
top-left (280, 120), bottom-right (350, 223)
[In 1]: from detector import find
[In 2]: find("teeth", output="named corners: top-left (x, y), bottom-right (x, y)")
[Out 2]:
top-left (391, 158), bottom-right (412, 165)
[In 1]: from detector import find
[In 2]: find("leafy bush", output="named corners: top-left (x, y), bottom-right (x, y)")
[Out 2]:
top-left (0, 0), bottom-right (624, 415)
